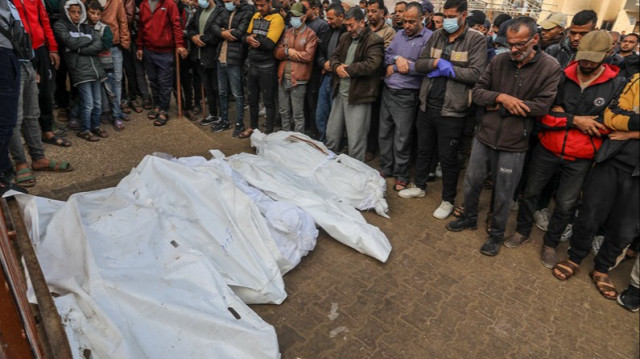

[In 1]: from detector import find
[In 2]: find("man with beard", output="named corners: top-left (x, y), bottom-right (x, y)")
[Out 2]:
top-left (539, 12), bottom-right (566, 50)
top-left (446, 16), bottom-right (562, 256)
top-left (504, 31), bottom-right (627, 268)
top-left (545, 10), bottom-right (596, 69)
top-left (325, 6), bottom-right (383, 161)
top-left (618, 33), bottom-right (639, 78)
top-left (392, 1), bottom-right (406, 31)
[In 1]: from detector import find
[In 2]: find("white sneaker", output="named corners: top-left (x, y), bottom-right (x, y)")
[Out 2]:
top-left (433, 201), bottom-right (454, 219)
top-left (398, 186), bottom-right (425, 198)
top-left (534, 208), bottom-right (550, 232)
top-left (560, 224), bottom-right (572, 242)
top-left (435, 163), bottom-right (442, 178)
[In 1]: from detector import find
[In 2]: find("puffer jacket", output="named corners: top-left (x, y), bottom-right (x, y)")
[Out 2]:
top-left (472, 50), bottom-right (562, 152)
top-left (329, 27), bottom-right (384, 105)
top-left (53, 0), bottom-right (105, 86)
top-left (414, 26), bottom-right (487, 117)
top-left (274, 25), bottom-right (318, 85)
top-left (186, 3), bottom-right (224, 68)
top-left (545, 37), bottom-right (575, 69)
top-left (211, 1), bottom-right (254, 66)
top-left (538, 62), bottom-right (626, 160)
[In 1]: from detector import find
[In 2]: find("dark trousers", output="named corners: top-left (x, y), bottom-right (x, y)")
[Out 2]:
top-left (304, 70), bottom-right (321, 136)
top-left (514, 136), bottom-right (559, 209)
top-left (144, 50), bottom-right (174, 111)
top-left (195, 63), bottom-right (218, 117)
top-left (515, 145), bottom-right (592, 247)
top-left (247, 63), bottom-right (277, 132)
top-left (378, 86), bottom-right (418, 183)
top-left (416, 107), bottom-right (466, 203)
top-left (33, 46), bottom-right (55, 132)
top-left (123, 41), bottom-right (150, 100)
top-left (0, 48), bottom-right (20, 175)
top-left (54, 46), bottom-right (69, 108)
top-left (568, 161), bottom-right (640, 273)
top-left (176, 58), bottom-right (201, 111)
top-left (367, 88), bottom-right (383, 155)
top-left (462, 138), bottom-right (526, 239)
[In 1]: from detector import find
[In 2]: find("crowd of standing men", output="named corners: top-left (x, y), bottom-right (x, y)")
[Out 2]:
top-left (0, 0), bottom-right (638, 312)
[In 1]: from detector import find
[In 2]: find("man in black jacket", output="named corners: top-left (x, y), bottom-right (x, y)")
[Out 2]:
top-left (446, 17), bottom-right (562, 256)
top-left (315, 2), bottom-right (344, 142)
top-left (188, 0), bottom-right (224, 126)
top-left (545, 10), bottom-right (596, 69)
top-left (212, 0), bottom-right (254, 134)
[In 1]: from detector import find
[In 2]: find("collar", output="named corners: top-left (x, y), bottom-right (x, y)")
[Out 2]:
top-left (564, 61), bottom-right (620, 87)
top-left (401, 26), bottom-right (430, 39)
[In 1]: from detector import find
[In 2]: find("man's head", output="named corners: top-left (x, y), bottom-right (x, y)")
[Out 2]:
top-left (326, 3), bottom-right (345, 29)
top-left (433, 12), bottom-right (443, 29)
top-left (421, 0), bottom-right (433, 25)
top-left (620, 33), bottom-right (639, 55)
top-left (300, 0), bottom-right (315, 19)
top-left (403, 2), bottom-right (423, 37)
top-left (394, 1), bottom-right (407, 26)
top-left (442, 0), bottom-right (467, 34)
top-left (322, 0), bottom-right (329, 12)
top-left (254, 0), bottom-right (273, 16)
top-left (575, 30), bottom-right (611, 74)
top-left (610, 31), bottom-right (621, 46)
top-left (344, 6), bottom-right (366, 38)
top-left (492, 13), bottom-right (511, 34)
top-left (466, 10), bottom-right (485, 33)
top-left (68, 3), bottom-right (83, 24)
top-left (540, 12), bottom-right (566, 45)
top-left (86, 0), bottom-right (103, 25)
top-left (359, 0), bottom-right (366, 9)
top-left (506, 16), bottom-right (539, 64)
top-left (568, 10), bottom-right (597, 50)
top-left (289, 2), bottom-right (307, 28)
top-left (366, 0), bottom-right (383, 27)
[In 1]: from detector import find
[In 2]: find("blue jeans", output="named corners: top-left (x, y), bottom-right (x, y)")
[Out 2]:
top-left (9, 63), bottom-right (45, 164)
top-left (0, 48), bottom-right (20, 175)
top-left (217, 63), bottom-right (243, 125)
top-left (107, 46), bottom-right (124, 118)
top-left (315, 74), bottom-right (332, 142)
top-left (77, 81), bottom-right (102, 132)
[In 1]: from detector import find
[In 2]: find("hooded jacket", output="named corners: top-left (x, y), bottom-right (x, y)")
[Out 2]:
top-left (136, 0), bottom-right (185, 53)
top-left (12, 0), bottom-right (58, 51)
top-left (211, 1), bottom-right (254, 67)
top-left (472, 50), bottom-right (562, 152)
top-left (538, 62), bottom-right (626, 160)
top-left (185, 1), bottom-right (224, 68)
top-left (53, 0), bottom-right (105, 86)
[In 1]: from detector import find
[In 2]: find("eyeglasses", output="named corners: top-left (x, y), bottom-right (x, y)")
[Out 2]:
top-left (507, 36), bottom-right (533, 49)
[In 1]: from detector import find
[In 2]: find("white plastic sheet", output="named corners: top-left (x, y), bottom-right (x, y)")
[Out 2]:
top-left (227, 152), bottom-right (392, 263)
top-left (17, 188), bottom-right (280, 359)
top-left (250, 131), bottom-right (390, 218)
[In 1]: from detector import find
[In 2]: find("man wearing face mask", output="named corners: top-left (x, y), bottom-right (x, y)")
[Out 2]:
top-left (447, 17), bottom-right (562, 257)
top-left (186, 0), bottom-right (224, 127)
top-left (211, 0), bottom-right (254, 135)
top-left (420, 0), bottom-right (434, 31)
top-left (545, 10), bottom-right (596, 69)
top-left (504, 30), bottom-right (627, 269)
top-left (274, 2), bottom-right (318, 132)
top-left (325, 6), bottom-right (383, 162)
top-left (401, 0), bottom-right (486, 221)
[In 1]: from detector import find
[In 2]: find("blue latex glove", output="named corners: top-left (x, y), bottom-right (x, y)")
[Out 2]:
top-left (427, 59), bottom-right (456, 78)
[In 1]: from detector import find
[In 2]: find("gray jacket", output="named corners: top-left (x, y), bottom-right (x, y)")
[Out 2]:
top-left (414, 26), bottom-right (487, 117)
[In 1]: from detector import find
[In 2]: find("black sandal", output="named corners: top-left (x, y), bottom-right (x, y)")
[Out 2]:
top-left (154, 112), bottom-right (169, 127)
top-left (148, 107), bottom-right (160, 120)
top-left (90, 127), bottom-right (109, 138)
top-left (42, 134), bottom-right (72, 147)
top-left (76, 130), bottom-right (100, 142)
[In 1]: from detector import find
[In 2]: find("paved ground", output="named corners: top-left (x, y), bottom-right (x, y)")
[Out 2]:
top-left (29, 107), bottom-right (639, 358)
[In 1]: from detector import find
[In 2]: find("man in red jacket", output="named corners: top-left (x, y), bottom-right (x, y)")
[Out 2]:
top-left (12, 0), bottom-right (68, 147)
top-left (136, 0), bottom-right (187, 126)
top-left (503, 31), bottom-right (627, 268)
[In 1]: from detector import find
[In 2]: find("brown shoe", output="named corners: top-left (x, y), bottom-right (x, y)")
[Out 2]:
top-left (503, 232), bottom-right (529, 248)
top-left (541, 245), bottom-right (559, 269)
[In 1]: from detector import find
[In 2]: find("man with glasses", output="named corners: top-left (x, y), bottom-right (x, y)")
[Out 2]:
top-left (446, 16), bottom-right (562, 257)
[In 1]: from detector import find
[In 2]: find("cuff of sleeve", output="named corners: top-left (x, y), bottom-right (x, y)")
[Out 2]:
top-left (566, 114), bottom-right (575, 128)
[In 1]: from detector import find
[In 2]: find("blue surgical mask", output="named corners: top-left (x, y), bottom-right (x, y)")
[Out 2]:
top-left (290, 16), bottom-right (302, 29)
top-left (443, 17), bottom-right (460, 34)
top-left (224, 2), bottom-right (235, 11)
top-left (198, 0), bottom-right (209, 8)
top-left (385, 18), bottom-right (392, 26)
top-left (491, 33), bottom-right (497, 41)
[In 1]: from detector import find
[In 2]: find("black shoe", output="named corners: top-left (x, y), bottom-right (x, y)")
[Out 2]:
top-left (617, 285), bottom-right (640, 312)
top-left (232, 124), bottom-right (245, 137)
top-left (446, 217), bottom-right (477, 232)
top-left (480, 236), bottom-right (503, 256)
top-left (212, 121), bottom-right (230, 133)
top-left (200, 115), bottom-right (221, 126)
top-left (426, 173), bottom-right (437, 182)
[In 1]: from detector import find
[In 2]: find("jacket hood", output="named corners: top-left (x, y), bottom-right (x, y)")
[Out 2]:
top-left (62, 0), bottom-right (86, 25)
top-left (564, 61), bottom-right (620, 87)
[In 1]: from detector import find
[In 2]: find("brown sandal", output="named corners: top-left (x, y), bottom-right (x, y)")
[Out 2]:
top-left (91, 127), bottom-right (109, 138)
top-left (77, 130), bottom-right (100, 142)
top-left (590, 271), bottom-right (618, 300)
top-left (238, 128), bottom-right (254, 139)
top-left (394, 180), bottom-right (407, 191)
top-left (552, 260), bottom-right (579, 281)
